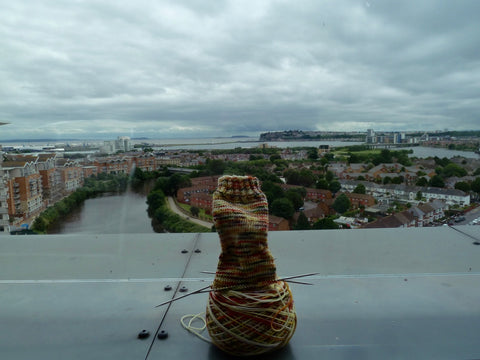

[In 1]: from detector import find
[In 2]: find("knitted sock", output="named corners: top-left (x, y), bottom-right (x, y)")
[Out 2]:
top-left (212, 175), bottom-right (276, 290)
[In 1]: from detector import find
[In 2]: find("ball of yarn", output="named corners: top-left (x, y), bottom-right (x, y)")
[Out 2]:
top-left (206, 281), bottom-right (297, 356)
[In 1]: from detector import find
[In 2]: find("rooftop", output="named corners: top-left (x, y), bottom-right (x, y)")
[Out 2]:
top-left (1, 227), bottom-right (480, 359)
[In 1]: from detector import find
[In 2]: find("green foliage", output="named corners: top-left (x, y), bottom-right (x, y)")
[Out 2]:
top-left (353, 183), bottom-right (366, 194)
top-left (333, 193), bottom-right (351, 214)
top-left (190, 206), bottom-right (200, 217)
top-left (205, 159), bottom-right (227, 175)
top-left (284, 169), bottom-right (316, 187)
top-left (391, 176), bottom-right (404, 184)
top-left (294, 212), bottom-right (311, 230)
top-left (166, 173), bottom-right (192, 196)
top-left (434, 156), bottom-right (451, 167)
top-left (307, 148), bottom-right (319, 160)
top-left (261, 181), bottom-right (284, 205)
top-left (471, 177), bottom-right (480, 193)
top-left (316, 178), bottom-right (329, 190)
top-left (285, 189), bottom-right (304, 210)
top-left (270, 198), bottom-right (295, 219)
top-left (416, 191), bottom-right (423, 200)
top-left (416, 177), bottom-right (428, 186)
top-left (325, 170), bottom-right (334, 182)
top-left (439, 163), bottom-right (468, 178)
top-left (454, 181), bottom-right (470, 192)
top-left (328, 180), bottom-right (341, 193)
top-left (429, 174), bottom-right (445, 188)
top-left (147, 190), bottom-right (166, 216)
top-left (312, 217), bottom-right (340, 229)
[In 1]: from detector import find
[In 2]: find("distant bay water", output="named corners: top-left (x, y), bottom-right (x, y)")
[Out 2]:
top-left (3, 137), bottom-right (479, 159)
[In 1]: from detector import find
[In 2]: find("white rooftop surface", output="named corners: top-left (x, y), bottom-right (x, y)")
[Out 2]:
top-left (1, 226), bottom-right (480, 359)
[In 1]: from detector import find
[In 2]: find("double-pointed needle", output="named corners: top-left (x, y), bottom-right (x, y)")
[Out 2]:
top-left (154, 272), bottom-right (318, 308)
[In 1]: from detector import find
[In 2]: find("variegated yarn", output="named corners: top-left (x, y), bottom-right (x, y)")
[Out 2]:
top-left (206, 175), bottom-right (297, 356)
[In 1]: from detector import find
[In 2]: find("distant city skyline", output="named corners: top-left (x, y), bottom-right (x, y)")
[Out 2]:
top-left (1, 1), bottom-right (480, 141)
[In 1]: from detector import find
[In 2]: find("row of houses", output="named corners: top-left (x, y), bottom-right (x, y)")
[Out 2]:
top-left (340, 180), bottom-right (470, 206)
top-left (329, 162), bottom-right (436, 184)
top-left (363, 200), bottom-right (447, 228)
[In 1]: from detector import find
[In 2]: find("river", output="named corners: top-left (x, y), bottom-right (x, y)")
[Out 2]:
top-left (49, 189), bottom-right (154, 234)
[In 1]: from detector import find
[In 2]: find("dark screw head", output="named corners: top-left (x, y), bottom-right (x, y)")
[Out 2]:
top-left (164, 285), bottom-right (172, 291)
top-left (194, 249), bottom-right (201, 253)
top-left (138, 329), bottom-right (150, 339)
top-left (157, 330), bottom-right (168, 340)
top-left (179, 286), bottom-right (188, 292)
top-left (181, 249), bottom-right (189, 254)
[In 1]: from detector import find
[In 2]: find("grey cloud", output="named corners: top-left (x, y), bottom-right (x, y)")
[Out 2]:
top-left (0, 0), bottom-right (479, 140)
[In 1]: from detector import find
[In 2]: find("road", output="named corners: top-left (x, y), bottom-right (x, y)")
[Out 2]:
top-left (455, 205), bottom-right (480, 226)
top-left (167, 197), bottom-right (213, 229)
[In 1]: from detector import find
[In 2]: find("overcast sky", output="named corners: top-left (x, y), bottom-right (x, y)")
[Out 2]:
top-left (1, 0), bottom-right (479, 141)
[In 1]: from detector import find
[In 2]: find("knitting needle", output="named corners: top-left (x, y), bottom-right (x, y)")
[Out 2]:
top-left (154, 273), bottom-right (319, 307)
top-left (200, 271), bottom-right (319, 281)
top-left (155, 284), bottom-right (211, 308)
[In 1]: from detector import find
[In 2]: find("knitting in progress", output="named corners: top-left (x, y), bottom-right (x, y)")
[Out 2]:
top-left (206, 175), bottom-right (297, 356)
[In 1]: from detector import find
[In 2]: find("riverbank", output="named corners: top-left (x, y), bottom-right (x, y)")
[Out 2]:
top-left (166, 197), bottom-right (213, 228)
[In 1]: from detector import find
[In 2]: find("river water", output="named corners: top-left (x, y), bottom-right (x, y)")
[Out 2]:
top-left (49, 189), bottom-right (154, 234)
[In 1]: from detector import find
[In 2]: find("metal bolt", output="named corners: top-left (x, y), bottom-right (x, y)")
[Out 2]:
top-left (179, 286), bottom-right (188, 292)
top-left (164, 285), bottom-right (172, 291)
top-left (138, 329), bottom-right (150, 339)
top-left (157, 330), bottom-right (168, 340)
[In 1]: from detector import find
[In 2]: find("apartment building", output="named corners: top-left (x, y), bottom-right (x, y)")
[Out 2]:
top-left (37, 154), bottom-right (62, 205)
top-left (93, 157), bottom-right (131, 175)
top-left (2, 157), bottom-right (44, 221)
top-left (0, 147), bottom-right (10, 233)
top-left (56, 159), bottom-right (84, 195)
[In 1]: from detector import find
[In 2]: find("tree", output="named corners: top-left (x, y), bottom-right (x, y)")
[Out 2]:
top-left (270, 198), bottom-right (295, 219)
top-left (353, 183), bottom-right (366, 194)
top-left (167, 173), bottom-right (192, 196)
top-left (329, 180), bottom-right (341, 194)
top-left (391, 176), bottom-right (404, 184)
top-left (471, 177), bottom-right (480, 193)
top-left (454, 181), bottom-right (470, 192)
top-left (285, 189), bottom-right (304, 210)
top-left (312, 217), bottom-right (340, 230)
top-left (416, 191), bottom-right (423, 200)
top-left (205, 159), bottom-right (227, 175)
top-left (325, 170), bottom-right (335, 182)
top-left (316, 178), bottom-right (329, 190)
top-left (441, 163), bottom-right (468, 178)
top-left (383, 176), bottom-right (392, 185)
top-left (294, 212), bottom-right (311, 230)
top-left (261, 181), bottom-right (284, 205)
top-left (416, 177), bottom-right (428, 187)
top-left (429, 174), bottom-right (445, 188)
top-left (307, 148), bottom-right (319, 160)
top-left (333, 194), bottom-right (351, 214)
top-left (147, 190), bottom-right (166, 216)
top-left (190, 206), bottom-right (200, 217)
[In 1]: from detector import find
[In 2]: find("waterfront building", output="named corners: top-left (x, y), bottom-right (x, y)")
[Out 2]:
top-left (100, 136), bottom-right (132, 154)
top-left (37, 154), bottom-right (62, 206)
top-left (2, 156), bottom-right (44, 222)
top-left (56, 159), bottom-right (84, 195)
top-left (0, 145), bottom-right (10, 233)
